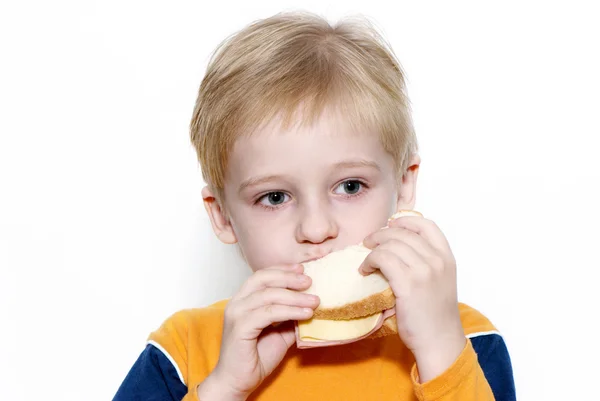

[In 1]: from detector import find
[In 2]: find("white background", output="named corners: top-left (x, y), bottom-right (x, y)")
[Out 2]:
top-left (1, 1), bottom-right (599, 400)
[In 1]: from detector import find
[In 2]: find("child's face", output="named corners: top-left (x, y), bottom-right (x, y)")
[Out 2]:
top-left (203, 110), bottom-right (419, 271)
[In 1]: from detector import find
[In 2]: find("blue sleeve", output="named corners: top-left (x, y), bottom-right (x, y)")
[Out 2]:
top-left (112, 343), bottom-right (188, 401)
top-left (471, 334), bottom-right (517, 401)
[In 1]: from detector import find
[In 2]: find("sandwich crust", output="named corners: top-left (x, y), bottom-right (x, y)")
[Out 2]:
top-left (312, 287), bottom-right (395, 320)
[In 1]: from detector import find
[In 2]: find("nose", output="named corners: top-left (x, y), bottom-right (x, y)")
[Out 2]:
top-left (295, 203), bottom-right (338, 244)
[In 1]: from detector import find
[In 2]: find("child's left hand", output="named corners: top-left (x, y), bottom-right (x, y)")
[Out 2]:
top-left (359, 215), bottom-right (466, 382)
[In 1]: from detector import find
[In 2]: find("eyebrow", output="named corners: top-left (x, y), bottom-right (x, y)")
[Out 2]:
top-left (238, 159), bottom-right (382, 194)
top-left (238, 175), bottom-right (286, 194)
top-left (331, 159), bottom-right (382, 172)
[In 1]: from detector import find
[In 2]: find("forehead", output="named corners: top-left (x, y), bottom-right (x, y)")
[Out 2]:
top-left (225, 112), bottom-right (393, 183)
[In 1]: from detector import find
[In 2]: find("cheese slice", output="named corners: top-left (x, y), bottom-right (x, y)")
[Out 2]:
top-left (297, 312), bottom-right (382, 342)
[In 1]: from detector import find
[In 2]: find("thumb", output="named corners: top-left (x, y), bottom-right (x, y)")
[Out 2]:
top-left (266, 320), bottom-right (297, 349)
top-left (278, 322), bottom-right (298, 349)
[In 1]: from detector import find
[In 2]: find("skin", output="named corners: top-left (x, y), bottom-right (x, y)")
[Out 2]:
top-left (198, 110), bottom-right (465, 400)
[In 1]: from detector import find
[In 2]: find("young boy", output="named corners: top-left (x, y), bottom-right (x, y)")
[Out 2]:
top-left (113, 11), bottom-right (515, 401)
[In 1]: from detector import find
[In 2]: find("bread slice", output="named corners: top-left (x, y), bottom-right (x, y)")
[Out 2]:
top-left (301, 245), bottom-right (395, 320)
top-left (296, 210), bottom-right (422, 346)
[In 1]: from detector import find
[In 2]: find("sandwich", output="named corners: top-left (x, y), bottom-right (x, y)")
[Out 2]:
top-left (294, 210), bottom-right (422, 349)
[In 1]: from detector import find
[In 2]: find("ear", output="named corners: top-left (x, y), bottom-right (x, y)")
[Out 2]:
top-left (202, 186), bottom-right (238, 244)
top-left (396, 153), bottom-right (421, 211)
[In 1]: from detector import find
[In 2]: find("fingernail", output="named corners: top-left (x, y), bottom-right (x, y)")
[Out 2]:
top-left (302, 308), bottom-right (313, 315)
top-left (297, 274), bottom-right (310, 282)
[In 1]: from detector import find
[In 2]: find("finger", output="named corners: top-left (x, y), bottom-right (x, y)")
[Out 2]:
top-left (240, 305), bottom-right (314, 334)
top-left (388, 216), bottom-right (451, 253)
top-left (363, 227), bottom-right (438, 260)
top-left (359, 249), bottom-right (409, 290)
top-left (375, 239), bottom-right (429, 270)
top-left (234, 268), bottom-right (311, 300)
top-left (242, 287), bottom-right (320, 311)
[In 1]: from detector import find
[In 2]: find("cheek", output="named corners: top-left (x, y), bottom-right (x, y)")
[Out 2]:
top-left (345, 218), bottom-right (388, 244)
top-left (234, 222), bottom-right (293, 270)
top-left (343, 193), bottom-right (396, 241)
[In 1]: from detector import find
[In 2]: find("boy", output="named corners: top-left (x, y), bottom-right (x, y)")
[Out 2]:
top-left (113, 11), bottom-right (515, 401)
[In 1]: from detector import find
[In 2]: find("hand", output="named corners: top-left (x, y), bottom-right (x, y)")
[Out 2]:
top-left (359, 215), bottom-right (466, 382)
top-left (198, 264), bottom-right (320, 401)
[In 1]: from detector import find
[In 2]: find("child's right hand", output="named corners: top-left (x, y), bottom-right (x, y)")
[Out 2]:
top-left (197, 263), bottom-right (319, 401)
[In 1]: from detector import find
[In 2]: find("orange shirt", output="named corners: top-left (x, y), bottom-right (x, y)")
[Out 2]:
top-left (134, 300), bottom-right (515, 401)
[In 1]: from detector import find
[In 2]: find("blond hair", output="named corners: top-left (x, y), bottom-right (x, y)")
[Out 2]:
top-left (190, 11), bottom-right (418, 205)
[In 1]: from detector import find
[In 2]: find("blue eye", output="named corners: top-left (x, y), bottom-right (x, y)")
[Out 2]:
top-left (335, 180), bottom-right (364, 195)
top-left (267, 192), bottom-right (285, 205)
top-left (258, 191), bottom-right (289, 207)
top-left (343, 180), bottom-right (360, 194)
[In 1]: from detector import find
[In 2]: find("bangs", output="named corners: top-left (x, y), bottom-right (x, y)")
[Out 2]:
top-left (238, 66), bottom-right (383, 140)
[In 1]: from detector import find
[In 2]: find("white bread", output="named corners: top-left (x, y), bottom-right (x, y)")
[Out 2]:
top-left (296, 210), bottom-right (422, 345)
top-left (388, 209), bottom-right (422, 223)
top-left (301, 245), bottom-right (394, 319)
